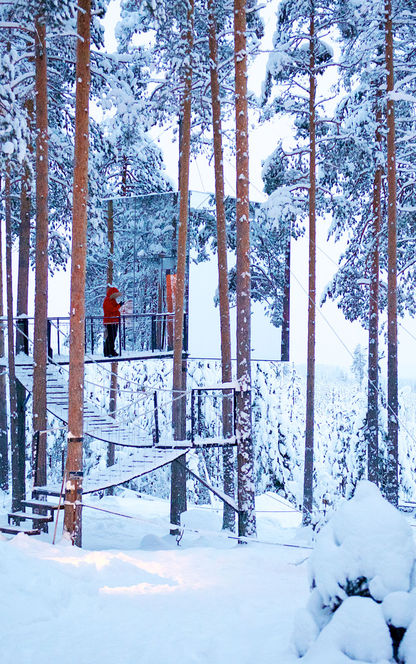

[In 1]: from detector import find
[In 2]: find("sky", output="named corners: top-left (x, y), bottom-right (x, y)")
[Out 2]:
top-left (45, 0), bottom-right (416, 380)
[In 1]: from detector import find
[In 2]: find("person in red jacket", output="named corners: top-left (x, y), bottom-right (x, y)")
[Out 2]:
top-left (103, 286), bottom-right (123, 357)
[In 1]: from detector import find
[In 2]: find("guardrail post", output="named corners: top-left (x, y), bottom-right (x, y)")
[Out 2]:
top-left (183, 312), bottom-right (188, 352)
top-left (191, 389), bottom-right (195, 445)
top-left (151, 315), bottom-right (156, 352)
top-left (47, 320), bottom-right (53, 360)
top-left (161, 313), bottom-right (166, 351)
top-left (16, 317), bottom-right (29, 354)
top-left (90, 317), bottom-right (94, 355)
top-left (233, 389), bottom-right (237, 438)
top-left (153, 391), bottom-right (160, 446)
top-left (197, 390), bottom-right (202, 437)
top-left (57, 318), bottom-right (61, 355)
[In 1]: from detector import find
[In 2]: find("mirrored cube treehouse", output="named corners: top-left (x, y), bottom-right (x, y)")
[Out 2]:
top-left (86, 191), bottom-right (187, 357)
top-left (85, 191), bottom-right (266, 359)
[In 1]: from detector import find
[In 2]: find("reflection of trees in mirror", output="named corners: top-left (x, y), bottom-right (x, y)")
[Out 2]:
top-left (193, 194), bottom-right (298, 336)
top-left (86, 193), bottom-right (180, 320)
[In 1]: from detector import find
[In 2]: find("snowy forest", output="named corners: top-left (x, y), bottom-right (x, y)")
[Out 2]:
top-left (1, 0), bottom-right (416, 662)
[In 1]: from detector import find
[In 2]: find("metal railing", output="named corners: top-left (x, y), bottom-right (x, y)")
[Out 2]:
top-left (190, 386), bottom-right (236, 444)
top-left (14, 312), bottom-right (188, 359)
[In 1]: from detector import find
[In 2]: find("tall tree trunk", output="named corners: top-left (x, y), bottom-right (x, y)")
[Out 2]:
top-left (208, 0), bottom-right (235, 532)
top-left (63, 0), bottom-right (91, 546)
top-left (384, 0), bottom-right (398, 505)
top-left (367, 104), bottom-right (382, 485)
top-left (234, 0), bottom-right (256, 539)
top-left (0, 177), bottom-right (8, 491)
top-left (302, 8), bottom-right (316, 526)
top-left (107, 199), bottom-right (114, 286)
top-left (5, 172), bottom-right (22, 509)
top-left (17, 97), bottom-right (33, 353)
top-left (170, 0), bottom-right (194, 534)
top-left (281, 236), bottom-right (291, 362)
top-left (15, 98), bottom-right (34, 499)
top-left (32, 19), bottom-right (49, 487)
top-left (107, 199), bottom-right (116, 481)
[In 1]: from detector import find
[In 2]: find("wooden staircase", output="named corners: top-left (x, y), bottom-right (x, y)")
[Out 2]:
top-left (15, 363), bottom-right (153, 448)
top-left (0, 492), bottom-right (64, 537)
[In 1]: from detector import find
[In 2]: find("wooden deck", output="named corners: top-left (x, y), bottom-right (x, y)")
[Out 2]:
top-left (14, 350), bottom-right (174, 366)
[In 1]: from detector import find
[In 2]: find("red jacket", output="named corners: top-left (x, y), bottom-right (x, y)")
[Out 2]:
top-left (103, 287), bottom-right (122, 324)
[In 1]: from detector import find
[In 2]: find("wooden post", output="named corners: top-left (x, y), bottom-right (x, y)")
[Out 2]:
top-left (170, 0), bottom-right (195, 534)
top-left (63, 0), bottom-right (91, 546)
top-left (32, 18), bottom-right (49, 488)
top-left (384, 0), bottom-right (398, 505)
top-left (302, 7), bottom-right (316, 526)
top-left (234, 0), bottom-right (256, 538)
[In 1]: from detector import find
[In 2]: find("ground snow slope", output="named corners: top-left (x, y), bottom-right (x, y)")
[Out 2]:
top-left (0, 492), bottom-right (309, 664)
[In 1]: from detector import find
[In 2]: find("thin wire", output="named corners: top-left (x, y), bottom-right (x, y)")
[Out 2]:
top-left (290, 266), bottom-right (416, 448)
top-left (312, 228), bottom-right (416, 347)
top-left (80, 501), bottom-right (313, 550)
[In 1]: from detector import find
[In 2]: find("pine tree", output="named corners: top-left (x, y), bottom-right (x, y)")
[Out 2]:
top-left (262, 0), bottom-right (335, 524)
top-left (208, 0), bottom-right (235, 531)
top-left (322, 0), bottom-right (416, 500)
top-left (64, 0), bottom-right (91, 547)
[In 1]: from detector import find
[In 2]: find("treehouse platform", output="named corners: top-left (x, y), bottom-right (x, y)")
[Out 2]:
top-left (14, 310), bottom-right (186, 363)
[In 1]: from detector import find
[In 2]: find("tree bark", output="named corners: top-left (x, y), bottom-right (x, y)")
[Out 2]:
top-left (106, 198), bottom-right (114, 286)
top-left (281, 236), bottom-right (291, 362)
top-left (15, 98), bottom-right (34, 498)
top-left (208, 0), bottom-right (235, 532)
top-left (17, 98), bottom-right (33, 355)
top-left (5, 172), bottom-right (22, 509)
top-left (0, 177), bottom-right (7, 491)
top-left (32, 19), bottom-right (49, 487)
top-left (170, 0), bottom-right (195, 534)
top-left (107, 199), bottom-right (116, 485)
top-left (234, 0), bottom-right (256, 539)
top-left (63, 0), bottom-right (91, 546)
top-left (384, 0), bottom-right (398, 505)
top-left (367, 103), bottom-right (382, 485)
top-left (302, 9), bottom-right (316, 526)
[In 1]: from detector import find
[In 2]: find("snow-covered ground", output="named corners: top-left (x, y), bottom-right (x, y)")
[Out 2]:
top-left (0, 492), bottom-right (310, 664)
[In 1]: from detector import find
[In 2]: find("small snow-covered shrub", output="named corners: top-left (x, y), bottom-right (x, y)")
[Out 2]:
top-left (292, 481), bottom-right (416, 663)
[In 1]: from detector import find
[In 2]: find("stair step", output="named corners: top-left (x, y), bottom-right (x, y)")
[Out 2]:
top-left (9, 511), bottom-right (53, 523)
top-left (32, 487), bottom-right (62, 498)
top-left (22, 499), bottom-right (62, 512)
top-left (0, 524), bottom-right (41, 536)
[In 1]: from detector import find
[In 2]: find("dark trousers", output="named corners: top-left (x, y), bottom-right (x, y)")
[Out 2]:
top-left (104, 324), bottom-right (119, 357)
